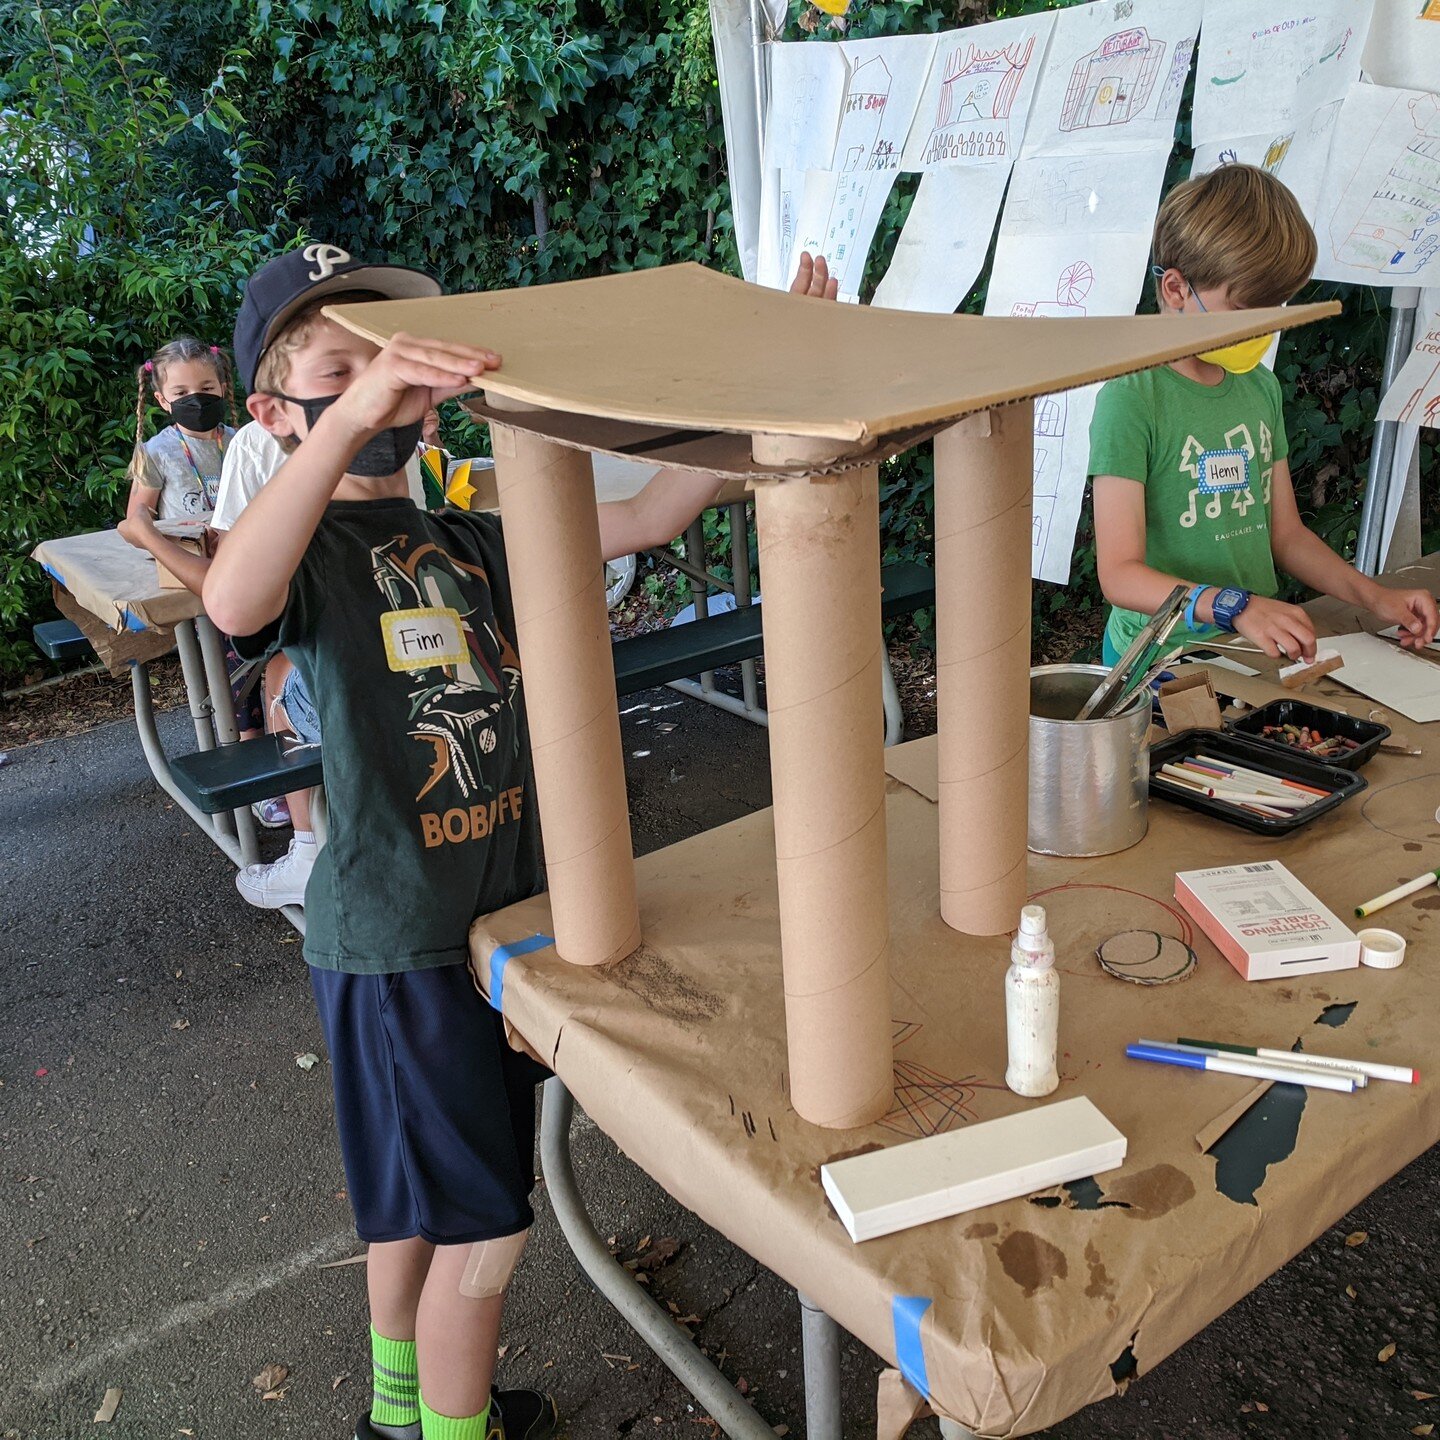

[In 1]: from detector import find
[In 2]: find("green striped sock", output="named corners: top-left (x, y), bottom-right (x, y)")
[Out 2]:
top-left (419, 1397), bottom-right (493, 1440)
top-left (370, 1326), bottom-right (421, 1430)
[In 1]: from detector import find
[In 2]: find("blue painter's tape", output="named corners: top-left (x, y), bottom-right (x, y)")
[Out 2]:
top-left (488, 932), bottom-right (555, 1012)
top-left (892, 1295), bottom-right (933, 1400)
top-left (122, 609), bottom-right (149, 633)
top-left (40, 563), bottom-right (65, 586)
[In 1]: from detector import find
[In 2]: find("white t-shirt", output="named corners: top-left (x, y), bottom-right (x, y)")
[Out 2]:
top-left (210, 420), bottom-right (425, 530)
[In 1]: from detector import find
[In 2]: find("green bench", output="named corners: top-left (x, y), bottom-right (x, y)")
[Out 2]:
top-left (33, 619), bottom-right (93, 662)
top-left (165, 561), bottom-right (936, 817)
top-left (170, 735), bottom-right (324, 816)
top-left (611, 560), bottom-right (935, 695)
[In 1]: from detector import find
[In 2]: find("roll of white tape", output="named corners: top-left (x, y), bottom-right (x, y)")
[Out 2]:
top-left (1357, 928), bottom-right (1406, 969)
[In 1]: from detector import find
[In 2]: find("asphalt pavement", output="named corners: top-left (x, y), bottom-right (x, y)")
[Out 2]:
top-left (0, 688), bottom-right (1434, 1439)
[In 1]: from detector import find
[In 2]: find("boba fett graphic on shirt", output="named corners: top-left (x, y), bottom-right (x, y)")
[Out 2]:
top-left (369, 532), bottom-right (524, 805)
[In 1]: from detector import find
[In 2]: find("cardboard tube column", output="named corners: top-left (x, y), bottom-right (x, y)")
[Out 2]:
top-left (935, 405), bottom-right (1034, 936)
top-left (753, 466), bottom-right (893, 1129)
top-left (489, 415), bottom-right (641, 966)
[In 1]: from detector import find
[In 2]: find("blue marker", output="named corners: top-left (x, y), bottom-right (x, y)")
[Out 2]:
top-left (1125, 1042), bottom-right (1357, 1093)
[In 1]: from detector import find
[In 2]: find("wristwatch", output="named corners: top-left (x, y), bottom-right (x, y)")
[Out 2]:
top-left (1210, 586), bottom-right (1253, 632)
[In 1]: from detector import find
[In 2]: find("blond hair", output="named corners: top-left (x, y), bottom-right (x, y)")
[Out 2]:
top-left (1153, 164), bottom-right (1317, 309)
top-left (253, 289), bottom-right (381, 395)
top-left (127, 337), bottom-right (235, 486)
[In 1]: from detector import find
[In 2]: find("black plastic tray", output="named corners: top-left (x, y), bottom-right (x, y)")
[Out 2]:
top-left (1227, 698), bottom-right (1390, 772)
top-left (1148, 729), bottom-right (1366, 835)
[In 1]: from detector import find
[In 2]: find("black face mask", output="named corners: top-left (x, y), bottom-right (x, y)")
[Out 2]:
top-left (168, 391), bottom-right (227, 432)
top-left (272, 390), bottom-right (423, 478)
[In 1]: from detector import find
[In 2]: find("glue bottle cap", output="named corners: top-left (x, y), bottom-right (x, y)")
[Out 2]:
top-left (1020, 905), bottom-right (1047, 937)
top-left (1014, 905), bottom-right (1055, 968)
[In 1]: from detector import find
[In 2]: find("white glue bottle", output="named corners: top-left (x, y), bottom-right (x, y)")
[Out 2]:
top-left (1005, 904), bottom-right (1060, 1098)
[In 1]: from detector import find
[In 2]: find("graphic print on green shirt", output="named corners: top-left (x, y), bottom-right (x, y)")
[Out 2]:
top-left (1088, 365), bottom-right (1289, 656)
top-left (237, 499), bottom-right (543, 974)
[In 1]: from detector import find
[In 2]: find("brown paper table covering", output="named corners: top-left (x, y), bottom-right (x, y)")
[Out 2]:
top-left (471, 719), bottom-right (1440, 1437)
top-left (32, 529), bottom-right (201, 634)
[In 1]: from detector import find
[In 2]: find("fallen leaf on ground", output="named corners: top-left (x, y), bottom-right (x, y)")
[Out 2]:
top-left (296, 1053), bottom-right (319, 1071)
top-left (331, 1374), bottom-right (349, 1391)
top-left (252, 1363), bottom-right (289, 1394)
top-left (1410, 1425), bottom-right (1433, 1436)
top-left (1379, 1343), bottom-right (1397, 1363)
top-left (634, 1237), bottom-right (681, 1271)
top-left (1255, 1402), bottom-right (1269, 1413)
top-left (1345, 1230), bottom-right (1368, 1247)
top-left (1414, 1392), bottom-right (1438, 1402)
top-left (171, 1019), bottom-right (189, 1031)
top-left (1345, 1285), bottom-right (1357, 1299)
top-left (93, 1387), bottom-right (121, 1423)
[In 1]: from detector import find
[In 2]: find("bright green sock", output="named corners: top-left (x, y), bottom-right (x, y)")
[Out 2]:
top-left (419, 1397), bottom-right (493, 1440)
top-left (370, 1326), bottom-right (421, 1430)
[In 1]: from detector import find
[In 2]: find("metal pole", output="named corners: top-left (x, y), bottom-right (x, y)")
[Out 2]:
top-left (172, 619), bottom-right (216, 752)
top-left (797, 1293), bottom-right (843, 1440)
top-left (729, 500), bottom-right (762, 715)
top-left (750, 0), bottom-right (769, 162)
top-left (1355, 288), bottom-right (1421, 576)
top-left (195, 615), bottom-right (258, 863)
top-left (538, 1079), bottom-right (779, 1440)
top-left (685, 518), bottom-right (717, 696)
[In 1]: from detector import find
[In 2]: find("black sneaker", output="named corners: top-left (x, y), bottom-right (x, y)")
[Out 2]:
top-left (353, 1413), bottom-right (418, 1440)
top-left (492, 1386), bottom-right (559, 1440)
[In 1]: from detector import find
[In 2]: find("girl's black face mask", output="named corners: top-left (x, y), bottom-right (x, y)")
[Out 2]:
top-left (271, 389), bottom-right (422, 478)
top-left (168, 391), bottom-right (227, 433)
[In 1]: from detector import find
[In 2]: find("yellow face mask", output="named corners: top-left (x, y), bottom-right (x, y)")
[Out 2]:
top-left (1194, 332), bottom-right (1277, 374)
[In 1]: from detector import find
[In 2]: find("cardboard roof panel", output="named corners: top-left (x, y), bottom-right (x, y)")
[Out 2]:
top-left (327, 263), bottom-right (1338, 444)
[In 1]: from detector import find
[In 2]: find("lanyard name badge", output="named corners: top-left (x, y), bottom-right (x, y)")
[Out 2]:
top-left (174, 426), bottom-right (225, 509)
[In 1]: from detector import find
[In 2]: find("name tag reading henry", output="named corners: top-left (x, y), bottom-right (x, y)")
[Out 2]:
top-left (382, 607), bottom-right (468, 671)
top-left (1198, 448), bottom-right (1249, 493)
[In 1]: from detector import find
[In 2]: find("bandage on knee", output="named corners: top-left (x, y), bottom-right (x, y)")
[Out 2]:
top-left (459, 1227), bottom-right (529, 1298)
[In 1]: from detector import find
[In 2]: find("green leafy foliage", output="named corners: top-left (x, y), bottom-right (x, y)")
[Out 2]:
top-left (2, 0), bottom-right (1433, 682)
top-left (0, 1), bottom-right (293, 679)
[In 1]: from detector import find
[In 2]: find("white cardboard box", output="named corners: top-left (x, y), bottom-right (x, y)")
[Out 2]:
top-left (1175, 860), bottom-right (1360, 981)
top-left (820, 1096), bottom-right (1127, 1243)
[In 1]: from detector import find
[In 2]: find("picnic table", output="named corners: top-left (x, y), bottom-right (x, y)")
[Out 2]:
top-left (470, 562), bottom-right (1440, 1437)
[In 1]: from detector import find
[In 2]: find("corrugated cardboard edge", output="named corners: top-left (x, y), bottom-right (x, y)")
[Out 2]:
top-left (324, 265), bottom-right (1339, 444)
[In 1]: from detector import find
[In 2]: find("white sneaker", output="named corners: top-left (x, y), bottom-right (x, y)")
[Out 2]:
top-left (236, 838), bottom-right (316, 910)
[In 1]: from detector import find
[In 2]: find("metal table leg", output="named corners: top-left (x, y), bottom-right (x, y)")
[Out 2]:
top-left (797, 1292), bottom-right (843, 1440)
top-left (730, 500), bottom-right (761, 717)
top-left (684, 518), bottom-right (717, 697)
top-left (195, 615), bottom-right (259, 866)
top-left (538, 1078), bottom-right (778, 1440)
top-left (172, 619), bottom-right (217, 753)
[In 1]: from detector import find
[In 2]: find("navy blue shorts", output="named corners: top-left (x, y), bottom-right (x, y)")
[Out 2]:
top-left (309, 963), bottom-right (548, 1245)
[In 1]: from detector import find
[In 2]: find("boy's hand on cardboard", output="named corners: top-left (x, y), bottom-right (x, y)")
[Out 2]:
top-left (336, 332), bottom-right (501, 435)
top-left (1368, 587), bottom-right (1440, 649)
top-left (1232, 595), bottom-right (1317, 663)
top-left (791, 252), bottom-right (839, 301)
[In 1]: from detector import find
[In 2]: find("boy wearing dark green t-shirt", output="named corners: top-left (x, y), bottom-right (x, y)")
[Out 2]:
top-left (1091, 164), bottom-right (1437, 664)
top-left (207, 246), bottom-right (747, 1440)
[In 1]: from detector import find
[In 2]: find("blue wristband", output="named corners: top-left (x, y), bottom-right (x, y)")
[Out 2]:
top-left (1183, 585), bottom-right (1206, 631)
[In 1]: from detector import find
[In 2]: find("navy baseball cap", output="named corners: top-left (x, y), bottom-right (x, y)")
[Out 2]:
top-left (234, 243), bottom-right (441, 391)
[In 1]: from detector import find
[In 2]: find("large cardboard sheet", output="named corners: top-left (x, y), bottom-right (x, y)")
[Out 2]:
top-left (326, 264), bottom-right (1336, 446)
top-left (472, 727), bottom-right (1440, 1436)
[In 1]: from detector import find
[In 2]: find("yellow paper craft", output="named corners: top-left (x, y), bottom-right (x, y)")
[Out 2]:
top-left (445, 458), bottom-right (476, 511)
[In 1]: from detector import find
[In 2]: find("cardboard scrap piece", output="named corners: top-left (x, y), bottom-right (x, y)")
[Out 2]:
top-left (1193, 1082), bottom-right (1271, 1154)
top-left (1158, 670), bottom-right (1222, 733)
top-left (1279, 650), bottom-right (1344, 690)
top-left (876, 1368), bottom-right (933, 1440)
top-left (93, 1388), bottom-right (122, 1423)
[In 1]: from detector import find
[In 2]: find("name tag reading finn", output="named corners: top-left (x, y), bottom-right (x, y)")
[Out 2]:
top-left (381, 607), bottom-right (468, 672)
top-left (1198, 448), bottom-right (1249, 493)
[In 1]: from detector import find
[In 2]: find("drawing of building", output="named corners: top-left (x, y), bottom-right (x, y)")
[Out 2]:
top-left (921, 35), bottom-right (1036, 166)
top-left (1010, 261), bottom-right (1093, 318)
top-left (1337, 94), bottom-right (1440, 276)
top-left (835, 54), bottom-right (891, 172)
top-left (1059, 27), bottom-right (1166, 132)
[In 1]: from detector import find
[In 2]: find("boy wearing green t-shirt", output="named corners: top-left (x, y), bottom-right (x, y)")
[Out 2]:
top-left (1091, 163), bottom-right (1438, 664)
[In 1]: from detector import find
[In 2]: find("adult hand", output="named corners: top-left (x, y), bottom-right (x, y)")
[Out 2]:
top-left (1368, 586), bottom-right (1440, 649)
top-left (333, 333), bottom-right (501, 437)
top-left (1232, 595), bottom-right (1317, 662)
top-left (790, 251), bottom-right (839, 301)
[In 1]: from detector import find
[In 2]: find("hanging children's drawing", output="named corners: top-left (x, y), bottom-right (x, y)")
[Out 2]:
top-left (1378, 293), bottom-right (1440, 428)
